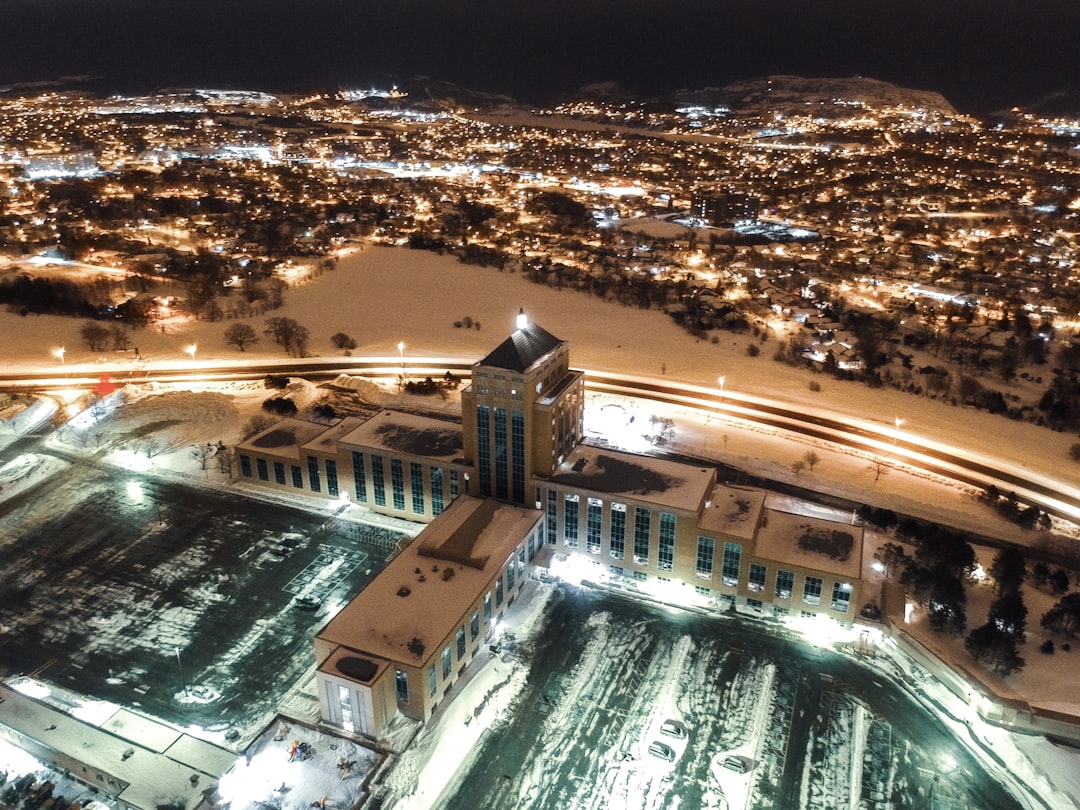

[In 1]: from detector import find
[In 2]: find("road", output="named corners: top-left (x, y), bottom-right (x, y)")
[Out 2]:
top-left (3, 357), bottom-right (1078, 522)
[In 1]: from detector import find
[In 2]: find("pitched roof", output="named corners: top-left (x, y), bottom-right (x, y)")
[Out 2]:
top-left (477, 322), bottom-right (563, 373)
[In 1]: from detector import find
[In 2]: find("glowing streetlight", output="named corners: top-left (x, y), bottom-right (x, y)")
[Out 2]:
top-left (53, 347), bottom-right (65, 366)
top-left (894, 417), bottom-right (903, 444)
top-left (718, 375), bottom-right (725, 393)
top-left (397, 341), bottom-right (406, 390)
top-left (186, 344), bottom-right (197, 361)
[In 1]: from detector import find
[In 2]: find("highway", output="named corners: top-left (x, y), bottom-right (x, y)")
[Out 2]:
top-left (3, 357), bottom-right (1079, 523)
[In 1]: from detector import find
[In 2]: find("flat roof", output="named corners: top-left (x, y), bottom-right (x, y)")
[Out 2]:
top-left (237, 417), bottom-right (331, 460)
top-left (337, 409), bottom-right (463, 460)
top-left (316, 496), bottom-right (541, 668)
top-left (0, 682), bottom-right (235, 810)
top-left (697, 484), bottom-right (766, 540)
top-left (753, 508), bottom-right (863, 580)
top-left (548, 446), bottom-right (713, 512)
top-left (301, 416), bottom-right (367, 455)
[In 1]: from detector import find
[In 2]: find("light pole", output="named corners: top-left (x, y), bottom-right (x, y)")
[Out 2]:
top-left (186, 344), bottom-right (197, 361)
top-left (53, 347), bottom-right (65, 366)
top-left (397, 341), bottom-right (406, 390)
top-left (175, 646), bottom-right (188, 695)
top-left (717, 375), bottom-right (726, 402)
top-left (894, 417), bottom-right (903, 444)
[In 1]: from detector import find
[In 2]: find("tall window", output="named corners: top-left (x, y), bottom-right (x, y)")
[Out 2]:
top-left (748, 563), bottom-right (767, 593)
top-left (428, 665), bottom-right (437, 696)
top-left (239, 455), bottom-right (252, 477)
top-left (511, 411), bottom-right (526, 503)
top-left (803, 576), bottom-right (823, 606)
top-left (395, 670), bottom-right (409, 702)
top-left (586, 498), bottom-right (603, 554)
top-left (610, 503), bottom-right (626, 560)
top-left (633, 507), bottom-right (651, 565)
top-left (256, 458), bottom-right (268, 481)
top-left (696, 536), bottom-right (715, 578)
top-left (291, 465), bottom-right (303, 489)
top-left (494, 406), bottom-right (508, 500)
top-left (546, 490), bottom-right (558, 544)
top-left (476, 404), bottom-right (491, 496)
top-left (495, 577), bottom-right (504, 607)
top-left (456, 627), bottom-right (466, 658)
top-left (721, 542), bottom-right (741, 586)
top-left (371, 455), bottom-right (386, 506)
top-left (442, 646), bottom-right (452, 678)
top-left (325, 459), bottom-right (339, 497)
top-left (831, 582), bottom-right (851, 613)
top-left (273, 461), bottom-right (286, 485)
top-left (449, 469), bottom-right (459, 498)
top-left (391, 459), bottom-right (405, 510)
top-left (564, 493), bottom-right (579, 549)
top-left (431, 467), bottom-right (444, 515)
top-left (484, 592), bottom-right (492, 623)
top-left (658, 512), bottom-right (676, 572)
top-left (506, 558), bottom-right (515, 591)
top-left (776, 570), bottom-right (794, 600)
top-left (470, 611), bottom-right (480, 640)
top-left (410, 462), bottom-right (425, 514)
top-left (307, 457), bottom-right (321, 493)
top-left (351, 452), bottom-right (367, 502)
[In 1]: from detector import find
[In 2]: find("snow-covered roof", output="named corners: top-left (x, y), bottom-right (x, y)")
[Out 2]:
top-left (548, 446), bottom-right (714, 512)
top-left (477, 321), bottom-right (564, 373)
top-left (316, 496), bottom-right (541, 668)
top-left (337, 409), bottom-right (463, 459)
top-left (238, 417), bottom-right (332, 460)
top-left (752, 508), bottom-right (863, 580)
top-left (697, 484), bottom-right (766, 540)
top-left (0, 682), bottom-right (234, 810)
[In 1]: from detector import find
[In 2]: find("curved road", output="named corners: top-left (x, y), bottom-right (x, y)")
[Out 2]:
top-left (3, 357), bottom-right (1079, 522)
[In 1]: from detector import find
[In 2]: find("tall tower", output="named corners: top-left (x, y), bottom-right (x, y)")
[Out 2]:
top-left (461, 310), bottom-right (584, 506)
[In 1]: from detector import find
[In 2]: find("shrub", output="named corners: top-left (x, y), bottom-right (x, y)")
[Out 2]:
top-left (746, 343), bottom-right (760, 357)
top-left (809, 380), bottom-right (822, 392)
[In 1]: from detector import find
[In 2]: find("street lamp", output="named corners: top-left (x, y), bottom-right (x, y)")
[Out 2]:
top-left (718, 375), bottom-right (725, 393)
top-left (397, 341), bottom-right (406, 389)
top-left (175, 646), bottom-right (188, 695)
top-left (186, 344), bottom-right (197, 361)
top-left (53, 347), bottom-right (65, 366)
top-left (894, 417), bottom-right (903, 444)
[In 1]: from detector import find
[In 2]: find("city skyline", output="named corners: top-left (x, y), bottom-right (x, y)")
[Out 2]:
top-left (2, 0), bottom-right (1079, 114)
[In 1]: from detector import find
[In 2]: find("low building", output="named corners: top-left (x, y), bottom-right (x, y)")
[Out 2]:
top-left (313, 496), bottom-right (542, 736)
top-left (0, 682), bottom-right (235, 810)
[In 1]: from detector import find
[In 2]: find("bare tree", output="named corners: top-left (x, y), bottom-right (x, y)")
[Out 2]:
top-left (79, 322), bottom-right (111, 352)
top-left (868, 458), bottom-right (891, 483)
top-left (791, 459), bottom-right (807, 475)
top-left (224, 323), bottom-right (260, 352)
top-left (264, 316), bottom-right (310, 356)
top-left (802, 450), bottom-right (821, 472)
top-left (190, 443), bottom-right (215, 471)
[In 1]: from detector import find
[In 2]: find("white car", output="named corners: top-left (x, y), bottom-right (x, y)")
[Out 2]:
top-left (660, 719), bottom-right (688, 739)
top-left (648, 741), bottom-right (676, 761)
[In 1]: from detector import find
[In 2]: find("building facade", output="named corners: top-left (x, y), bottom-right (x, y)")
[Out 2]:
top-left (234, 313), bottom-right (867, 736)
top-left (313, 496), bottom-right (542, 735)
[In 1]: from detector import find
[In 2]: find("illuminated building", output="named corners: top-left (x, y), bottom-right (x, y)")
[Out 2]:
top-left (236, 313), bottom-right (866, 735)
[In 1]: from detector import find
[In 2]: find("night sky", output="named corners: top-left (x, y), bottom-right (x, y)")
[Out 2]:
top-left (2, 0), bottom-right (1078, 113)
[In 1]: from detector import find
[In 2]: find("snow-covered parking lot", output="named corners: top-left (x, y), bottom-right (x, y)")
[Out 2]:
top-left (414, 587), bottom-right (1020, 810)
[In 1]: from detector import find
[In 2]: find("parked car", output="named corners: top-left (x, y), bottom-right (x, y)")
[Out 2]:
top-left (294, 596), bottom-right (320, 611)
top-left (660, 719), bottom-right (687, 739)
top-left (722, 755), bottom-right (749, 773)
top-left (648, 741), bottom-right (676, 761)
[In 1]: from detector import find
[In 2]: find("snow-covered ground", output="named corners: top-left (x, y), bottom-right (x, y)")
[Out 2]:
top-left (3, 244), bottom-right (1080, 808)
